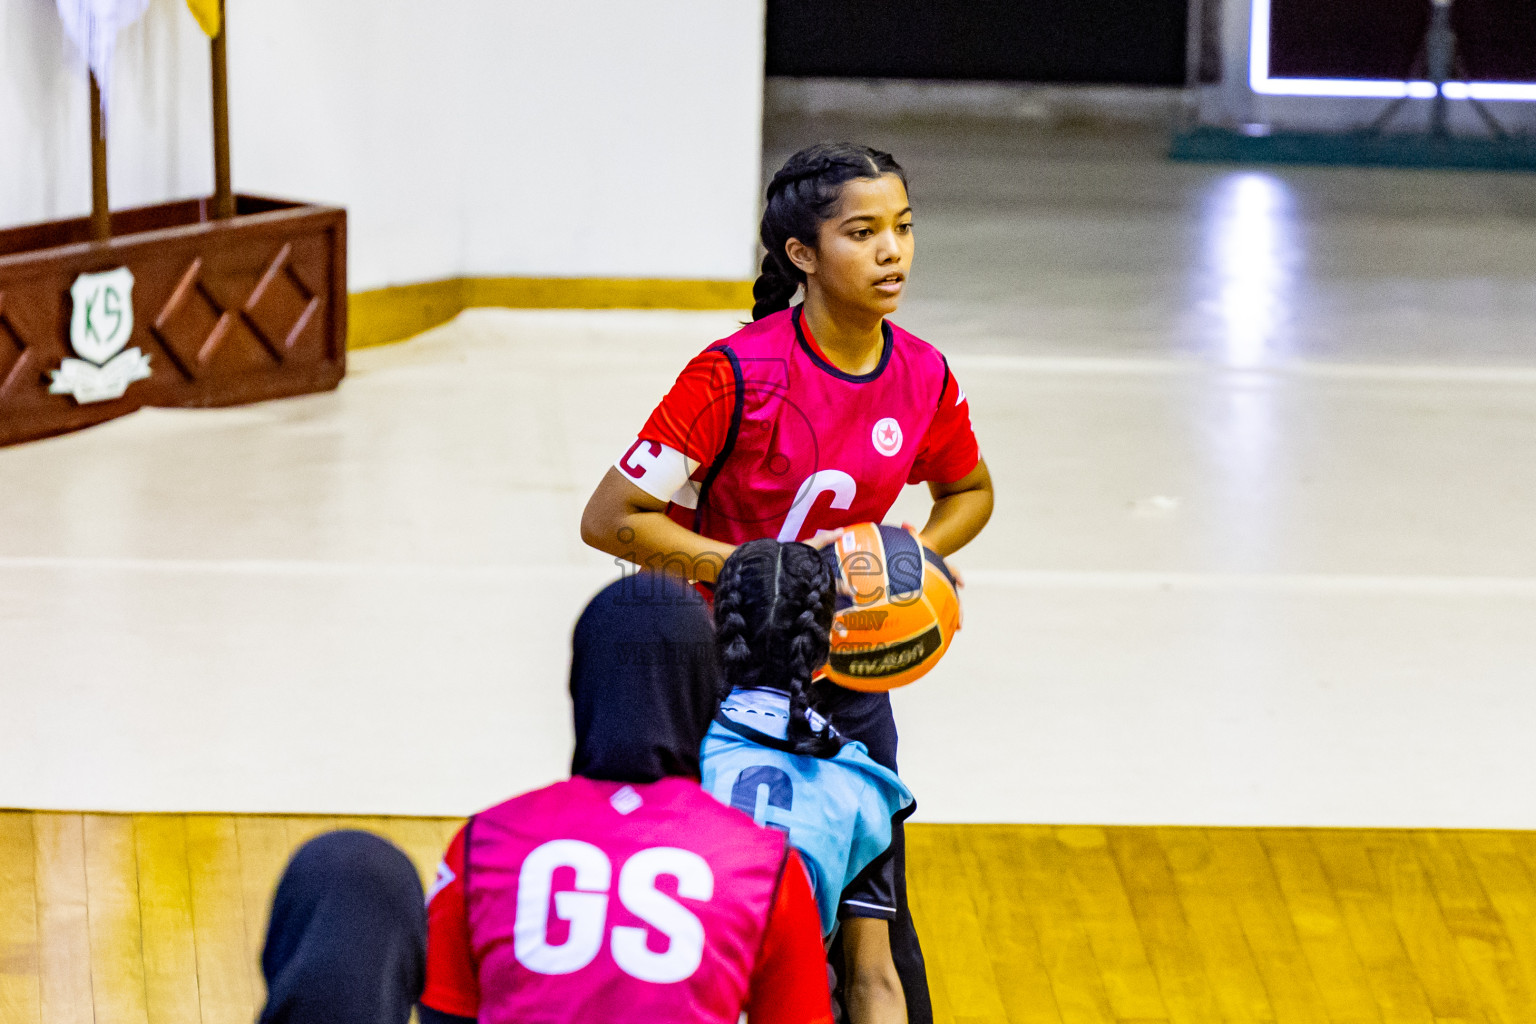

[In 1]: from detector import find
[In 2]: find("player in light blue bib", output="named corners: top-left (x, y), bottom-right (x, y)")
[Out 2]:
top-left (705, 689), bottom-right (913, 930)
top-left (701, 539), bottom-right (913, 1024)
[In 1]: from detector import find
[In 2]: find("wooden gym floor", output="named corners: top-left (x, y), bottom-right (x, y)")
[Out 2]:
top-left (4, 813), bottom-right (1535, 1023)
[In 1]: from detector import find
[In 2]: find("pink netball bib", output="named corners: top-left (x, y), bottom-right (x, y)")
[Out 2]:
top-left (672, 307), bottom-right (957, 545)
top-left (464, 776), bottom-right (787, 1024)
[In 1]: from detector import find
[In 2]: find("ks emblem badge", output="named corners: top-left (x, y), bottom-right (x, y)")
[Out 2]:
top-left (49, 267), bottom-right (152, 405)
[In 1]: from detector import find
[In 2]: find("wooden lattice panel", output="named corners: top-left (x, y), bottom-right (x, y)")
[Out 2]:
top-left (0, 299), bottom-right (32, 402)
top-left (0, 197), bottom-right (346, 446)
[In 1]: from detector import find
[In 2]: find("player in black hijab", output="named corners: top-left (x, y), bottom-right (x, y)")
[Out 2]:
top-left (257, 574), bottom-right (827, 1024)
top-left (568, 570), bottom-right (722, 782)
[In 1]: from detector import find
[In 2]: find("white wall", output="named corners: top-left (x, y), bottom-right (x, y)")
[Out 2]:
top-left (0, 0), bottom-right (766, 289)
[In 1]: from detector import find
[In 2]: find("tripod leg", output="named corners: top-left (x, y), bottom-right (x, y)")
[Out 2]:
top-left (1468, 98), bottom-right (1510, 140)
top-left (1453, 56), bottom-right (1511, 139)
top-left (1368, 49), bottom-right (1427, 134)
top-left (1369, 95), bottom-right (1414, 134)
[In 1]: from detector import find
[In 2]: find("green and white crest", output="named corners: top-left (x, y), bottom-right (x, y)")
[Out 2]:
top-left (51, 267), bottom-right (152, 405)
top-left (68, 267), bottom-right (136, 365)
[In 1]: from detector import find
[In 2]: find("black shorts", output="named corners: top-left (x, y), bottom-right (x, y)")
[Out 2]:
top-left (814, 683), bottom-right (904, 922)
top-left (815, 680), bottom-right (933, 1024)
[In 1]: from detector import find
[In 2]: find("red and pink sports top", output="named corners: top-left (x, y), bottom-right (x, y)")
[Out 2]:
top-left (616, 307), bottom-right (979, 546)
top-left (421, 776), bottom-right (832, 1024)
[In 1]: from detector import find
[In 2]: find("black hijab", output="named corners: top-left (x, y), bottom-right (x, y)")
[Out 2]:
top-left (259, 830), bottom-right (426, 1024)
top-left (570, 572), bottom-right (723, 783)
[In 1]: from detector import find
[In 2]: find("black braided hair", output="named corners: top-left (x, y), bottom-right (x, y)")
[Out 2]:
top-left (713, 538), bottom-right (840, 757)
top-left (753, 142), bottom-right (908, 321)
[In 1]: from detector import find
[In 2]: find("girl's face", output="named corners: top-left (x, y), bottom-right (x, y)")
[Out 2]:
top-left (792, 174), bottom-right (914, 319)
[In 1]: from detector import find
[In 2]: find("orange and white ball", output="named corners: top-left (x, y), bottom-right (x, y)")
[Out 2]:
top-left (819, 522), bottom-right (962, 692)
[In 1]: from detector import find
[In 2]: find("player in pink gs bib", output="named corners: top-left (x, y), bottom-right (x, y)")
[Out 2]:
top-left (418, 574), bottom-right (832, 1024)
top-left (582, 143), bottom-right (995, 1023)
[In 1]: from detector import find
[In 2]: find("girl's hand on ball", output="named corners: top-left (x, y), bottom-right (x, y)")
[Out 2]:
top-left (806, 528), bottom-right (847, 550)
top-left (806, 528), bottom-right (858, 599)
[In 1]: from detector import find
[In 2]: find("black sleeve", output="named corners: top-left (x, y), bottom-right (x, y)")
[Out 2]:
top-left (837, 843), bottom-right (898, 921)
top-left (419, 1005), bottom-right (476, 1024)
top-left (836, 797), bottom-right (916, 922)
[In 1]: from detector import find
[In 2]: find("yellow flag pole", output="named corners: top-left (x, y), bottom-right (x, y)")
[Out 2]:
top-left (210, 0), bottom-right (234, 219)
top-left (89, 72), bottom-right (111, 240)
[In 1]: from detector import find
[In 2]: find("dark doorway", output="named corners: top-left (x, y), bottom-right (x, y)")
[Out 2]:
top-left (766, 0), bottom-right (1188, 85)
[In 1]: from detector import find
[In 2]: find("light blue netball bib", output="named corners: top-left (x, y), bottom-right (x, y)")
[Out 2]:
top-left (700, 688), bottom-right (914, 934)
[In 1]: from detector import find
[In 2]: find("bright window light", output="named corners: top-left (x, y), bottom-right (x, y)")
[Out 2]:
top-left (1248, 0), bottom-right (1536, 101)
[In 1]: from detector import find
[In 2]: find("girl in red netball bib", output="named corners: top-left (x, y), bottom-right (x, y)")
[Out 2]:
top-left (583, 142), bottom-right (993, 1024)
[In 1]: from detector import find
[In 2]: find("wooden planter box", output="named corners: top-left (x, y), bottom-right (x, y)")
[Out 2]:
top-left (0, 195), bottom-right (346, 446)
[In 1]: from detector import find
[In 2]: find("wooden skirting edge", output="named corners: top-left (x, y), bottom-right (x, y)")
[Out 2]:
top-left (348, 278), bottom-right (467, 351)
top-left (348, 276), bottom-right (754, 349)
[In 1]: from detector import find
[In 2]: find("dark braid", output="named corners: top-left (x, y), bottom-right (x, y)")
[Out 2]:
top-left (714, 538), bottom-right (840, 757)
top-left (752, 142), bottom-right (908, 321)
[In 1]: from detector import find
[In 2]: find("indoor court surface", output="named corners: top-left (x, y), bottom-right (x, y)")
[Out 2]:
top-left (5, 119), bottom-right (1536, 1022)
top-left (7, 812), bottom-right (1536, 1024)
top-left (5, 125), bottom-right (1535, 826)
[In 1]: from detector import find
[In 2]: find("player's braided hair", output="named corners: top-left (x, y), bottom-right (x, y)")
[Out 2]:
top-left (714, 538), bottom-right (840, 757)
top-left (752, 142), bottom-right (908, 321)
